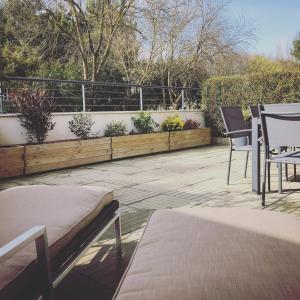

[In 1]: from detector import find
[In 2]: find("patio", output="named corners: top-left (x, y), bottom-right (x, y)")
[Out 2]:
top-left (1, 144), bottom-right (300, 299)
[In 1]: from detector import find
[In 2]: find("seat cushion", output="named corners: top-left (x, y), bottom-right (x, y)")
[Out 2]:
top-left (114, 207), bottom-right (300, 300)
top-left (0, 185), bottom-right (113, 293)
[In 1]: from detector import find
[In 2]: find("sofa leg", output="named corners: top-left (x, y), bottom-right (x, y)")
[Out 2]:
top-left (115, 216), bottom-right (122, 257)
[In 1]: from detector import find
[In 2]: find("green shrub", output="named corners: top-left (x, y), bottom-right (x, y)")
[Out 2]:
top-left (201, 71), bottom-right (300, 136)
top-left (161, 114), bottom-right (184, 131)
top-left (104, 121), bottom-right (127, 137)
top-left (69, 113), bottom-right (95, 139)
top-left (15, 90), bottom-right (55, 144)
top-left (132, 111), bottom-right (159, 133)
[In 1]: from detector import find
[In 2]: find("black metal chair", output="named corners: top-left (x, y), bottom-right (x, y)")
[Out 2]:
top-left (259, 105), bottom-right (300, 205)
top-left (249, 105), bottom-right (259, 118)
top-left (220, 106), bottom-right (252, 185)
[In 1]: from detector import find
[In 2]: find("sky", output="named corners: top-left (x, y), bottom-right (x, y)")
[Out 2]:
top-left (227, 0), bottom-right (300, 58)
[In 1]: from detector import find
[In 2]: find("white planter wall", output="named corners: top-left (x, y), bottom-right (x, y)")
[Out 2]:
top-left (0, 110), bottom-right (205, 146)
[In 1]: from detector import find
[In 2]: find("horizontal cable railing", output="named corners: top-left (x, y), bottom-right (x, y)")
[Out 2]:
top-left (0, 77), bottom-right (200, 113)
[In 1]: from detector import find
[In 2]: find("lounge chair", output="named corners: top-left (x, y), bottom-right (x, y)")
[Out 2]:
top-left (114, 207), bottom-right (300, 299)
top-left (0, 185), bottom-right (121, 300)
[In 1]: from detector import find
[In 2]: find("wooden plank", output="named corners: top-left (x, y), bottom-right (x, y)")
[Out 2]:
top-left (112, 137), bottom-right (169, 148)
top-left (169, 128), bottom-right (211, 150)
top-left (25, 137), bottom-right (111, 154)
top-left (24, 138), bottom-right (112, 174)
top-left (113, 143), bottom-right (169, 154)
top-left (0, 146), bottom-right (25, 178)
top-left (25, 144), bottom-right (111, 160)
top-left (26, 154), bottom-right (111, 174)
top-left (112, 133), bottom-right (170, 159)
top-left (113, 145), bottom-right (170, 159)
top-left (26, 149), bottom-right (111, 167)
top-left (112, 132), bottom-right (168, 143)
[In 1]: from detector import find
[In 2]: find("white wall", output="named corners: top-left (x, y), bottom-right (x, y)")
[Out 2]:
top-left (0, 110), bottom-right (205, 146)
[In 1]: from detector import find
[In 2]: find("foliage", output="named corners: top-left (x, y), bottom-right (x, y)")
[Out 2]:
top-left (161, 114), bottom-right (184, 131)
top-left (183, 119), bottom-right (200, 130)
top-left (245, 56), bottom-right (282, 73)
top-left (104, 121), bottom-right (127, 137)
top-left (132, 112), bottom-right (159, 133)
top-left (15, 90), bottom-right (55, 144)
top-left (1, 0), bottom-right (253, 90)
top-left (291, 33), bottom-right (300, 61)
top-left (69, 113), bottom-right (95, 139)
top-left (202, 71), bottom-right (300, 136)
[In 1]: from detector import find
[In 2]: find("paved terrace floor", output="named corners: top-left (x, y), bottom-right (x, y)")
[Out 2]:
top-left (1, 145), bottom-right (300, 299)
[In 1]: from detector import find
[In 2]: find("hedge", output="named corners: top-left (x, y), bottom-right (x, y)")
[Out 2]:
top-left (201, 71), bottom-right (300, 136)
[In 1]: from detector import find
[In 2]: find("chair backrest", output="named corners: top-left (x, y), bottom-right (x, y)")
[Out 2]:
top-left (262, 103), bottom-right (300, 113)
top-left (249, 105), bottom-right (259, 118)
top-left (259, 104), bottom-right (300, 151)
top-left (219, 106), bottom-right (249, 138)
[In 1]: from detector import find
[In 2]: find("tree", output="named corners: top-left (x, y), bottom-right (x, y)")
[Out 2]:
top-left (38, 0), bottom-right (134, 81)
top-left (245, 55), bottom-right (282, 73)
top-left (291, 33), bottom-right (300, 61)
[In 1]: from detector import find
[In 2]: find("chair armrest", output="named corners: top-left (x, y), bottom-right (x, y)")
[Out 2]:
top-left (0, 225), bottom-right (46, 263)
top-left (0, 225), bottom-right (53, 298)
top-left (224, 129), bottom-right (252, 136)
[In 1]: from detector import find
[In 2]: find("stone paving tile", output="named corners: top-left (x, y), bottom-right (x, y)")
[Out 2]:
top-left (113, 187), bottom-right (160, 206)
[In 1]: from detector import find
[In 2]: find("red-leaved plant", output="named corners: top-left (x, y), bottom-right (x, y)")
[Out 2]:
top-left (183, 118), bottom-right (201, 130)
top-left (15, 90), bottom-right (55, 144)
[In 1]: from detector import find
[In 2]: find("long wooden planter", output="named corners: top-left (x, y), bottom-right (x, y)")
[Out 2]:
top-left (0, 146), bottom-right (25, 179)
top-left (24, 138), bottom-right (111, 174)
top-left (0, 128), bottom-right (212, 179)
top-left (169, 128), bottom-right (211, 150)
top-left (112, 132), bottom-right (169, 159)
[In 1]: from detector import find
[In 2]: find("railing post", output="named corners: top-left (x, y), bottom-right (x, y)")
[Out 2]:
top-left (139, 87), bottom-right (143, 111)
top-left (81, 84), bottom-right (86, 112)
top-left (181, 89), bottom-right (185, 110)
top-left (162, 88), bottom-right (166, 110)
top-left (0, 87), bottom-right (3, 114)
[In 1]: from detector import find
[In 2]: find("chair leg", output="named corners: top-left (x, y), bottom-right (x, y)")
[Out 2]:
top-left (114, 216), bottom-right (122, 257)
top-left (278, 163), bottom-right (283, 194)
top-left (285, 164), bottom-right (288, 181)
top-left (294, 164), bottom-right (297, 181)
top-left (262, 161), bottom-right (267, 206)
top-left (277, 148), bottom-right (283, 194)
top-left (227, 148), bottom-right (232, 185)
top-left (267, 162), bottom-right (271, 192)
top-left (244, 151), bottom-right (249, 178)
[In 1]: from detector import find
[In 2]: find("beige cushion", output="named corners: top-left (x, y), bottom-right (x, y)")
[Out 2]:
top-left (0, 185), bottom-right (113, 291)
top-left (114, 207), bottom-right (300, 300)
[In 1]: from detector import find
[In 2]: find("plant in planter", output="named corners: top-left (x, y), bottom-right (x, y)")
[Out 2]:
top-left (104, 121), bottom-right (127, 137)
top-left (183, 118), bottom-right (201, 130)
top-left (132, 111), bottom-right (159, 133)
top-left (15, 90), bottom-right (55, 144)
top-left (161, 114), bottom-right (184, 131)
top-left (69, 113), bottom-right (95, 139)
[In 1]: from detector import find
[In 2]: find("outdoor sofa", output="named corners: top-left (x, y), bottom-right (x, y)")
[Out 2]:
top-left (0, 185), bottom-right (121, 300)
top-left (114, 207), bottom-right (300, 299)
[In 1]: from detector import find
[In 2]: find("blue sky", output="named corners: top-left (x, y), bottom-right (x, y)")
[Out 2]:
top-left (227, 0), bottom-right (300, 58)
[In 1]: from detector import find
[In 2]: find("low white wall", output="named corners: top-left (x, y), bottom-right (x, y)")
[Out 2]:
top-left (0, 110), bottom-right (205, 146)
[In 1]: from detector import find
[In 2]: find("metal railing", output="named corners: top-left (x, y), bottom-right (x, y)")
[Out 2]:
top-left (0, 77), bottom-right (200, 113)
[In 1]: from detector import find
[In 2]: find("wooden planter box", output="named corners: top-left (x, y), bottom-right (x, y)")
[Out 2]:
top-left (24, 137), bottom-right (112, 174)
top-left (112, 132), bottom-right (169, 159)
top-left (0, 146), bottom-right (25, 179)
top-left (169, 128), bottom-right (211, 150)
